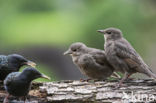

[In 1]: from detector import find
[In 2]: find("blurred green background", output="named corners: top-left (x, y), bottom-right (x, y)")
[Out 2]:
top-left (0, 0), bottom-right (156, 81)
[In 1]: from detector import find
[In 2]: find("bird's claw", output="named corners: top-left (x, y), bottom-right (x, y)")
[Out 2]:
top-left (80, 78), bottom-right (92, 82)
top-left (80, 78), bottom-right (86, 82)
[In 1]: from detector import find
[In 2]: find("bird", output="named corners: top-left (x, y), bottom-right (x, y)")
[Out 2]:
top-left (0, 54), bottom-right (36, 81)
top-left (97, 27), bottom-right (156, 87)
top-left (64, 42), bottom-right (116, 80)
top-left (3, 67), bottom-right (50, 103)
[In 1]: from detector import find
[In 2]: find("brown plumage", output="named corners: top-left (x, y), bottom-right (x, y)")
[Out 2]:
top-left (98, 27), bottom-right (156, 87)
top-left (64, 42), bottom-right (115, 80)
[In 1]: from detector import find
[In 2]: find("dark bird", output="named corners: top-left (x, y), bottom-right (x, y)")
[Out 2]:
top-left (97, 27), bottom-right (156, 87)
top-left (64, 42), bottom-right (116, 80)
top-left (3, 67), bottom-right (50, 103)
top-left (0, 54), bottom-right (36, 81)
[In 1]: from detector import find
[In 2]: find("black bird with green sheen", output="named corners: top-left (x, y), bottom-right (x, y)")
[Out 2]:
top-left (3, 67), bottom-right (50, 103)
top-left (0, 54), bottom-right (36, 81)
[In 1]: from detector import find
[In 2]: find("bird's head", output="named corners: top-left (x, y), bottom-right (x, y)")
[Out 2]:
top-left (21, 67), bottom-right (51, 81)
top-left (7, 54), bottom-right (36, 68)
top-left (97, 27), bottom-right (123, 40)
top-left (64, 42), bottom-right (87, 56)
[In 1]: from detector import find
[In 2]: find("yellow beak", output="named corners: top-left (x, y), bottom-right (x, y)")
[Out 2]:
top-left (41, 74), bottom-right (51, 80)
top-left (25, 61), bottom-right (36, 68)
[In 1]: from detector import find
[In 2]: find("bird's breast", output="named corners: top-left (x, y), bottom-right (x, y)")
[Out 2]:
top-left (6, 80), bottom-right (31, 96)
top-left (105, 42), bottom-right (114, 55)
top-left (72, 56), bottom-right (79, 64)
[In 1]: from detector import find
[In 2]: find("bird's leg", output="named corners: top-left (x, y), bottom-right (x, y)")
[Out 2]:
top-left (115, 72), bottom-right (131, 88)
top-left (24, 96), bottom-right (26, 103)
top-left (3, 94), bottom-right (10, 103)
top-left (80, 78), bottom-right (85, 82)
top-left (23, 96), bottom-right (27, 103)
top-left (126, 73), bottom-right (134, 81)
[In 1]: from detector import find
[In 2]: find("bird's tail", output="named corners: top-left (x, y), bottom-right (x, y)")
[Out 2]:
top-left (143, 67), bottom-right (156, 79)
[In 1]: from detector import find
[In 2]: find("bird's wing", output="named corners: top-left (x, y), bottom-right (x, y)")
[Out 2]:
top-left (91, 50), bottom-right (108, 66)
top-left (0, 55), bottom-right (8, 69)
top-left (114, 39), bottom-right (144, 68)
top-left (79, 53), bottom-right (106, 71)
top-left (4, 72), bottom-right (20, 87)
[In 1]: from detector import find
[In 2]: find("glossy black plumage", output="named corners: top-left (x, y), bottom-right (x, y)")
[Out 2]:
top-left (3, 67), bottom-right (50, 103)
top-left (0, 54), bottom-right (36, 81)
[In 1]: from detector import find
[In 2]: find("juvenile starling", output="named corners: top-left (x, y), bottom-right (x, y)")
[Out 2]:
top-left (3, 67), bottom-right (50, 103)
top-left (64, 42), bottom-right (115, 80)
top-left (0, 54), bottom-right (36, 81)
top-left (98, 27), bottom-right (156, 87)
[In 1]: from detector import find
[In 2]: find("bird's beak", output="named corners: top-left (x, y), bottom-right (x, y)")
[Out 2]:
top-left (25, 61), bottom-right (36, 68)
top-left (97, 30), bottom-right (106, 34)
top-left (63, 49), bottom-right (72, 55)
top-left (40, 74), bottom-right (51, 80)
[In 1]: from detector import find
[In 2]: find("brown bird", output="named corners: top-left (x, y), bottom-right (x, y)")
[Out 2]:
top-left (64, 42), bottom-right (117, 80)
top-left (97, 27), bottom-right (156, 87)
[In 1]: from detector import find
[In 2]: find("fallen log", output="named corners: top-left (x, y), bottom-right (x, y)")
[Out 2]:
top-left (1, 79), bottom-right (156, 103)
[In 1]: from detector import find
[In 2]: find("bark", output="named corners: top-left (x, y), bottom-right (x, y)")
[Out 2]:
top-left (1, 79), bottom-right (156, 103)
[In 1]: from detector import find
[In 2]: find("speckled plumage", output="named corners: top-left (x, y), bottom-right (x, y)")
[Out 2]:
top-left (4, 72), bottom-right (29, 96)
top-left (0, 54), bottom-right (36, 81)
top-left (4, 68), bottom-right (36, 96)
top-left (3, 67), bottom-right (50, 103)
top-left (98, 27), bottom-right (156, 86)
top-left (0, 55), bottom-right (8, 67)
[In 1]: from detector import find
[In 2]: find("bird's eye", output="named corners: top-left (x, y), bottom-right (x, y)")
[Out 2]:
top-left (107, 31), bottom-right (111, 34)
top-left (73, 49), bottom-right (77, 52)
